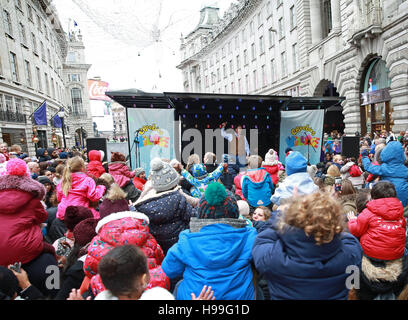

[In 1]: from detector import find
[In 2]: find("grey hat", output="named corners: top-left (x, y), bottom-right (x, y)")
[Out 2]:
top-left (149, 158), bottom-right (179, 192)
top-left (134, 167), bottom-right (145, 177)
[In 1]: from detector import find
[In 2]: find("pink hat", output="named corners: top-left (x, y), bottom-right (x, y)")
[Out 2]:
top-left (6, 158), bottom-right (30, 177)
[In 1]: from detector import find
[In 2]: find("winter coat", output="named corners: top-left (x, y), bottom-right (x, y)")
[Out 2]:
top-left (56, 172), bottom-right (106, 220)
top-left (362, 141), bottom-right (408, 207)
top-left (133, 186), bottom-right (197, 253)
top-left (87, 150), bottom-right (106, 179)
top-left (252, 220), bottom-right (362, 300)
top-left (263, 165), bottom-right (280, 185)
top-left (133, 176), bottom-right (146, 191)
top-left (348, 198), bottom-right (406, 261)
top-left (340, 162), bottom-right (365, 188)
top-left (234, 173), bottom-right (245, 200)
top-left (270, 172), bottom-right (319, 206)
top-left (181, 164), bottom-right (224, 198)
top-left (220, 164), bottom-right (239, 191)
top-left (0, 174), bottom-right (47, 266)
top-left (242, 168), bottom-right (274, 207)
top-left (83, 211), bottom-right (170, 296)
top-left (36, 148), bottom-right (51, 163)
top-left (108, 162), bottom-right (135, 188)
top-left (162, 218), bottom-right (257, 300)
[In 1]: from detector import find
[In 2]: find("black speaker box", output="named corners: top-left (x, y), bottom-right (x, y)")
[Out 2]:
top-left (86, 138), bottom-right (108, 162)
top-left (341, 136), bottom-right (360, 159)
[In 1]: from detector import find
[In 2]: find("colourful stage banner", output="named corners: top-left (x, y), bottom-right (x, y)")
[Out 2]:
top-left (279, 110), bottom-right (324, 165)
top-left (127, 108), bottom-right (175, 175)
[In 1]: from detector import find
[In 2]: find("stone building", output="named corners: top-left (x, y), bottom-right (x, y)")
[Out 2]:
top-left (0, 0), bottom-right (93, 155)
top-left (178, 0), bottom-right (408, 135)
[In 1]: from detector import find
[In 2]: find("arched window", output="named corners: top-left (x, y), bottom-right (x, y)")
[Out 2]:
top-left (363, 59), bottom-right (391, 92)
top-left (71, 88), bottom-right (83, 114)
top-left (322, 0), bottom-right (332, 38)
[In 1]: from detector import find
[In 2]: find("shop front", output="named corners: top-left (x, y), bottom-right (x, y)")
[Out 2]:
top-left (1, 128), bottom-right (28, 153)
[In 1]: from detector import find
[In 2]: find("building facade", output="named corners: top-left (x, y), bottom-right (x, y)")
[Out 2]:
top-left (112, 102), bottom-right (127, 140)
top-left (178, 0), bottom-right (408, 136)
top-left (0, 0), bottom-right (93, 155)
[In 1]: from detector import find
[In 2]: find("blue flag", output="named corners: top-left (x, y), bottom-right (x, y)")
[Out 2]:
top-left (74, 20), bottom-right (78, 27)
top-left (33, 101), bottom-right (47, 125)
top-left (53, 114), bottom-right (62, 128)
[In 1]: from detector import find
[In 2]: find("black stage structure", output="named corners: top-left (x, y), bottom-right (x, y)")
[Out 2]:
top-left (105, 89), bottom-right (344, 165)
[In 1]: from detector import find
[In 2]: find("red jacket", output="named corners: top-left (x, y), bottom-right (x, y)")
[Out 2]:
top-left (83, 211), bottom-right (170, 296)
top-left (0, 175), bottom-right (47, 266)
top-left (348, 198), bottom-right (406, 260)
top-left (133, 176), bottom-right (146, 191)
top-left (263, 165), bottom-right (279, 185)
top-left (234, 173), bottom-right (245, 200)
top-left (87, 150), bottom-right (106, 179)
top-left (109, 162), bottom-right (135, 188)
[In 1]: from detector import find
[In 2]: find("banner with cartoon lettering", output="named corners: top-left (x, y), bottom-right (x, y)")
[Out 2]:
top-left (279, 110), bottom-right (324, 165)
top-left (127, 108), bottom-right (175, 175)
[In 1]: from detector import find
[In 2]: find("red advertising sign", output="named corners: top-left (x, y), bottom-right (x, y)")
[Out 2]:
top-left (88, 80), bottom-right (110, 101)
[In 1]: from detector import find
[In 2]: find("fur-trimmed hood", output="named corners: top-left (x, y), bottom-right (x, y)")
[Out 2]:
top-left (133, 185), bottom-right (181, 206)
top-left (96, 210), bottom-right (150, 233)
top-left (0, 175), bottom-right (45, 200)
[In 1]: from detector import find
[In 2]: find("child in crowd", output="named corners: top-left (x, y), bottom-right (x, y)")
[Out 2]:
top-left (252, 206), bottom-right (271, 222)
top-left (86, 150), bottom-right (106, 179)
top-left (252, 191), bottom-right (362, 300)
top-left (347, 181), bottom-right (406, 261)
top-left (261, 149), bottom-right (281, 186)
top-left (132, 168), bottom-right (147, 191)
top-left (340, 158), bottom-right (364, 189)
top-left (57, 157), bottom-right (106, 221)
top-left (237, 200), bottom-right (253, 227)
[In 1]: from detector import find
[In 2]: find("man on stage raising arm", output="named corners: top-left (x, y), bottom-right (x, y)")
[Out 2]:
top-left (220, 122), bottom-right (250, 168)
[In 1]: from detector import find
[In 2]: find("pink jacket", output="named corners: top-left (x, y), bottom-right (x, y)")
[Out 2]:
top-left (56, 172), bottom-right (106, 220)
top-left (109, 162), bottom-right (135, 188)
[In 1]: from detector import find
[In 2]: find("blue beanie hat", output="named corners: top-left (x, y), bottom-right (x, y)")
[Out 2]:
top-left (285, 151), bottom-right (307, 176)
top-left (192, 163), bottom-right (208, 179)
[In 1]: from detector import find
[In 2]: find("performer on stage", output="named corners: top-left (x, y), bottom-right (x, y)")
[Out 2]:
top-left (220, 122), bottom-right (250, 168)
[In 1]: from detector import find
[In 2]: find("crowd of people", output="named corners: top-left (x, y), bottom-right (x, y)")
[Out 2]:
top-left (0, 129), bottom-right (408, 301)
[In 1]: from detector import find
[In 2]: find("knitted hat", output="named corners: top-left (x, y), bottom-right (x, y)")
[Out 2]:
top-left (6, 158), bottom-right (30, 177)
top-left (37, 176), bottom-right (52, 185)
top-left (99, 198), bottom-right (130, 220)
top-left (149, 158), bottom-right (179, 192)
top-left (73, 218), bottom-right (98, 247)
top-left (134, 167), bottom-right (145, 177)
top-left (237, 200), bottom-right (250, 218)
top-left (64, 206), bottom-right (93, 232)
top-left (262, 149), bottom-right (279, 166)
top-left (59, 152), bottom-right (68, 159)
top-left (192, 163), bottom-right (208, 179)
top-left (198, 182), bottom-right (239, 219)
top-left (285, 151), bottom-right (307, 176)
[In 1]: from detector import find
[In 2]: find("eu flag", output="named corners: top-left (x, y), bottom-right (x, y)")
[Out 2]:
top-left (53, 114), bottom-right (62, 128)
top-left (33, 101), bottom-right (47, 125)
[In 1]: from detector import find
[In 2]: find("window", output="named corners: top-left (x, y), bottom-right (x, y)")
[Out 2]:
top-left (238, 78), bottom-right (242, 93)
top-left (24, 60), bottom-right (32, 86)
top-left (268, 28), bottom-right (275, 47)
top-left (27, 4), bottom-right (33, 21)
top-left (223, 64), bottom-right (227, 78)
top-left (32, 33), bottom-right (38, 53)
top-left (262, 64), bottom-right (267, 87)
top-left (281, 51), bottom-right (287, 77)
top-left (40, 41), bottom-right (45, 60)
top-left (290, 5), bottom-right (297, 29)
top-left (227, 42), bottom-right (232, 54)
top-left (229, 60), bottom-right (234, 75)
top-left (44, 72), bottom-right (49, 94)
top-left (322, 0), bottom-right (333, 38)
top-left (37, 15), bottom-right (42, 32)
top-left (222, 47), bottom-right (225, 58)
top-left (292, 43), bottom-right (299, 72)
top-left (5, 95), bottom-right (14, 112)
top-left (277, 0), bottom-right (283, 7)
top-left (217, 68), bottom-right (220, 82)
top-left (243, 49), bottom-right (248, 65)
top-left (210, 55), bottom-right (214, 67)
top-left (234, 36), bottom-right (239, 50)
top-left (67, 52), bottom-right (76, 63)
top-left (253, 70), bottom-right (258, 90)
top-left (236, 55), bottom-right (240, 71)
top-left (51, 78), bottom-right (55, 97)
top-left (47, 49), bottom-right (51, 64)
top-left (251, 43), bottom-right (256, 61)
top-left (205, 75), bottom-right (209, 88)
top-left (231, 82), bottom-right (235, 94)
top-left (224, 85), bottom-right (228, 94)
top-left (9, 52), bottom-right (19, 82)
top-left (211, 72), bottom-right (215, 85)
top-left (15, 97), bottom-right (22, 114)
top-left (71, 88), bottom-right (83, 113)
top-left (249, 21), bottom-right (254, 35)
top-left (279, 17), bottom-right (284, 38)
top-left (266, 1), bottom-right (272, 17)
top-left (215, 51), bottom-right (219, 63)
top-left (36, 67), bottom-right (42, 91)
top-left (3, 10), bottom-right (13, 36)
top-left (245, 74), bottom-right (250, 93)
top-left (15, 0), bottom-right (22, 10)
top-left (242, 27), bottom-right (247, 42)
top-left (271, 59), bottom-right (276, 83)
top-left (257, 12), bottom-right (262, 27)
top-left (0, 94), bottom-right (4, 111)
top-left (259, 36), bottom-right (265, 54)
top-left (19, 23), bottom-right (27, 45)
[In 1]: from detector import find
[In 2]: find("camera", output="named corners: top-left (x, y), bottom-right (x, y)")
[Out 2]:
top-left (334, 177), bottom-right (342, 192)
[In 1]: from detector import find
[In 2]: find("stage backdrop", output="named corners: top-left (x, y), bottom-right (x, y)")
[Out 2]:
top-left (127, 108), bottom-right (175, 175)
top-left (279, 110), bottom-right (324, 165)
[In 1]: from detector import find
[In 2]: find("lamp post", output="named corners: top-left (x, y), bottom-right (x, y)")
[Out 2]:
top-left (58, 110), bottom-right (67, 149)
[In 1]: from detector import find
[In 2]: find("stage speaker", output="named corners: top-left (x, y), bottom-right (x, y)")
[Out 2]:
top-left (86, 138), bottom-right (107, 162)
top-left (341, 136), bottom-right (360, 159)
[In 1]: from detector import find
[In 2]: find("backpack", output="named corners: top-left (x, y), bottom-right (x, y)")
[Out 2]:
top-left (242, 172), bottom-right (274, 207)
top-left (349, 164), bottom-right (362, 177)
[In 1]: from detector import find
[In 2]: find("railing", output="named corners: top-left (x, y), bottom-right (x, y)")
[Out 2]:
top-left (0, 110), bottom-right (27, 123)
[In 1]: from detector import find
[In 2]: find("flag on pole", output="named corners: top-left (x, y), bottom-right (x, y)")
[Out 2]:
top-left (53, 114), bottom-right (62, 128)
top-left (33, 101), bottom-right (47, 125)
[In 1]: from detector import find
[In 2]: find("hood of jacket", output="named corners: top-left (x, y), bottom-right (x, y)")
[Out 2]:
top-left (36, 148), bottom-right (46, 158)
top-left (380, 141), bottom-right (406, 165)
top-left (0, 175), bottom-right (45, 214)
top-left (108, 161), bottom-right (127, 172)
top-left (71, 172), bottom-right (92, 188)
top-left (89, 150), bottom-right (103, 162)
top-left (245, 168), bottom-right (270, 183)
top-left (366, 198), bottom-right (404, 220)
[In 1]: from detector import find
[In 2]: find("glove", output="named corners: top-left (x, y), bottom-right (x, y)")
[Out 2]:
top-left (361, 149), bottom-right (369, 157)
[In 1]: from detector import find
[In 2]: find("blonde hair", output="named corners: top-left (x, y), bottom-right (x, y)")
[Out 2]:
top-left (186, 154), bottom-right (200, 171)
top-left (327, 165), bottom-right (340, 177)
top-left (248, 155), bottom-right (262, 169)
top-left (55, 164), bottom-right (65, 179)
top-left (204, 152), bottom-right (216, 164)
top-left (333, 155), bottom-right (342, 163)
top-left (278, 191), bottom-right (343, 245)
top-left (106, 183), bottom-right (127, 201)
top-left (62, 157), bottom-right (85, 196)
top-left (99, 173), bottom-right (115, 186)
top-left (255, 206), bottom-right (271, 220)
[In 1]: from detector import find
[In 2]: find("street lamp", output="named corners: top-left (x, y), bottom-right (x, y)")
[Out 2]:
top-left (58, 109), bottom-right (67, 149)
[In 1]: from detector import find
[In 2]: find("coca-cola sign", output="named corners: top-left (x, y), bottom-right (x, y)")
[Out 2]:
top-left (88, 80), bottom-right (110, 101)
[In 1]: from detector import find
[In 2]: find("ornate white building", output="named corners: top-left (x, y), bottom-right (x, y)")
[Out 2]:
top-left (178, 0), bottom-right (408, 136)
top-left (0, 0), bottom-right (93, 155)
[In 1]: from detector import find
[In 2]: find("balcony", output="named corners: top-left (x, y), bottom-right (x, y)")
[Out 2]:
top-left (71, 111), bottom-right (88, 118)
top-left (0, 110), bottom-right (27, 123)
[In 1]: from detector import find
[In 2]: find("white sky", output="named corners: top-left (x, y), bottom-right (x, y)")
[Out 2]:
top-left (53, 0), bottom-right (235, 93)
